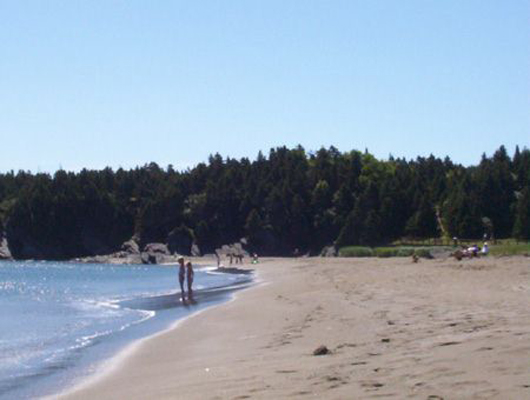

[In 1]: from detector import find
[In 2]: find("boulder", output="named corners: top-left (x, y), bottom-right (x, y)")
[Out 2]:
top-left (143, 243), bottom-right (170, 255)
top-left (141, 252), bottom-right (159, 265)
top-left (0, 232), bottom-right (12, 260)
top-left (320, 245), bottom-right (337, 257)
top-left (121, 239), bottom-right (140, 254)
top-left (191, 243), bottom-right (201, 257)
top-left (313, 345), bottom-right (331, 356)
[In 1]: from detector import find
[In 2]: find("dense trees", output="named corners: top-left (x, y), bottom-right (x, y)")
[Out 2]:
top-left (0, 145), bottom-right (528, 260)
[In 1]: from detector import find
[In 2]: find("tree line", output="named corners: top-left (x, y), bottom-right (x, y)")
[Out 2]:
top-left (0, 145), bottom-right (528, 260)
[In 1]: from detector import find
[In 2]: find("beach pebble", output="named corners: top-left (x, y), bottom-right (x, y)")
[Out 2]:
top-left (313, 345), bottom-right (330, 356)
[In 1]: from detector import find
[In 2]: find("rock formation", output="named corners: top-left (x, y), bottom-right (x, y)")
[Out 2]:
top-left (0, 231), bottom-right (12, 260)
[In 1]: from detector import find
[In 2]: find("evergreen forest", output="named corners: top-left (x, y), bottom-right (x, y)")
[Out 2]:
top-left (0, 145), bottom-right (529, 260)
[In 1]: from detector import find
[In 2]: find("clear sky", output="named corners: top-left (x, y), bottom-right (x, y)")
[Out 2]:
top-left (1, 0), bottom-right (529, 173)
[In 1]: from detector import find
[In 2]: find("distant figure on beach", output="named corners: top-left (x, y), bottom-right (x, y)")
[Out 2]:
top-left (177, 256), bottom-right (186, 301)
top-left (186, 261), bottom-right (194, 301)
top-left (252, 253), bottom-right (259, 264)
top-left (482, 242), bottom-right (489, 256)
top-left (467, 244), bottom-right (479, 257)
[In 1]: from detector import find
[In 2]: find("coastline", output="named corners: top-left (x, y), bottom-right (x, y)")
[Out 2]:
top-left (52, 263), bottom-right (256, 399)
top-left (53, 290), bottom-right (252, 399)
top-left (58, 256), bottom-right (530, 399)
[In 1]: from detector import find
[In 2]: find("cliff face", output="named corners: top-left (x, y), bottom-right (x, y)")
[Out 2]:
top-left (0, 230), bottom-right (12, 260)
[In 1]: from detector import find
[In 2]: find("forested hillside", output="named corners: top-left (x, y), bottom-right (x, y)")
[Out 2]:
top-left (0, 145), bottom-right (528, 260)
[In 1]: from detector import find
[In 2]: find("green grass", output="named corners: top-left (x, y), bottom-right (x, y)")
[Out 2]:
top-left (339, 240), bottom-right (530, 258)
top-left (489, 241), bottom-right (530, 256)
top-left (338, 246), bottom-right (374, 257)
top-left (339, 245), bottom-right (451, 258)
top-left (373, 247), bottom-right (413, 257)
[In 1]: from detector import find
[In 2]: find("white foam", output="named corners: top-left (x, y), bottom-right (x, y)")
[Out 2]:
top-left (53, 273), bottom-right (260, 399)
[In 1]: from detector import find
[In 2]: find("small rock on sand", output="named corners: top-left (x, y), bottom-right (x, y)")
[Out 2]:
top-left (313, 345), bottom-right (330, 356)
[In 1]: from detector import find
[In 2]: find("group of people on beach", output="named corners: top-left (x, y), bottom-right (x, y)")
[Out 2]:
top-left (215, 251), bottom-right (258, 267)
top-left (177, 256), bottom-right (194, 302)
top-left (453, 242), bottom-right (489, 260)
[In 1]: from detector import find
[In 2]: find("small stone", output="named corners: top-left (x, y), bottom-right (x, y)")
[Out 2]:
top-left (313, 345), bottom-right (330, 356)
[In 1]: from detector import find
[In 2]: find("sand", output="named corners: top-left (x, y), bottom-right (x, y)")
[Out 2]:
top-left (60, 256), bottom-right (530, 399)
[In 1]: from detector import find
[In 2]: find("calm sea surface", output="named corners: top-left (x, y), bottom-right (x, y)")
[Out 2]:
top-left (0, 261), bottom-right (252, 399)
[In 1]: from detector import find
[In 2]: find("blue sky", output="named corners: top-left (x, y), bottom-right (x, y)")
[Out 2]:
top-left (1, 0), bottom-right (528, 173)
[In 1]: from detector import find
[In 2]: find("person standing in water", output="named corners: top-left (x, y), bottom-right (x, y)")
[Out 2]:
top-left (177, 256), bottom-right (186, 301)
top-left (186, 261), bottom-right (195, 301)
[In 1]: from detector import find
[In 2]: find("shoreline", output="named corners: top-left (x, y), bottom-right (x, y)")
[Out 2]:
top-left (54, 289), bottom-right (253, 399)
top-left (51, 264), bottom-right (257, 399)
top-left (59, 256), bottom-right (530, 399)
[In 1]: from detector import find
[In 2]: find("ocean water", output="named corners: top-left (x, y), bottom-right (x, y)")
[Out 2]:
top-left (0, 261), bottom-right (253, 399)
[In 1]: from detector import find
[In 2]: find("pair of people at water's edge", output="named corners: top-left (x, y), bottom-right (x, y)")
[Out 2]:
top-left (178, 256), bottom-right (194, 302)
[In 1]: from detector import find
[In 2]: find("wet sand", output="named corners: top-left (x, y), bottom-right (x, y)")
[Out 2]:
top-left (60, 256), bottom-right (530, 399)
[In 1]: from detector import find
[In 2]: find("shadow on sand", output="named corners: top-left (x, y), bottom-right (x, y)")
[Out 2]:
top-left (118, 268), bottom-right (254, 312)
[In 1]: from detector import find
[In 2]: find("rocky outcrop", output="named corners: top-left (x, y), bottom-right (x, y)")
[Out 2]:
top-left (191, 243), bottom-right (201, 257)
top-left (141, 242), bottom-right (172, 264)
top-left (215, 239), bottom-right (251, 265)
top-left (0, 231), bottom-right (12, 260)
top-left (143, 242), bottom-right (169, 255)
top-left (121, 238), bottom-right (140, 254)
top-left (320, 245), bottom-right (337, 257)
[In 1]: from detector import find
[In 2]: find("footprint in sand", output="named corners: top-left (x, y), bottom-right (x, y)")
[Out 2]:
top-left (360, 380), bottom-right (384, 389)
top-left (437, 341), bottom-right (461, 347)
top-left (476, 346), bottom-right (494, 352)
top-left (351, 361), bottom-right (368, 366)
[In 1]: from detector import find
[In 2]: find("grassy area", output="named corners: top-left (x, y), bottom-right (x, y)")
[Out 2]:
top-left (338, 246), bottom-right (374, 257)
top-left (489, 241), bottom-right (530, 256)
top-left (339, 245), bottom-right (451, 258)
top-left (339, 239), bottom-right (530, 258)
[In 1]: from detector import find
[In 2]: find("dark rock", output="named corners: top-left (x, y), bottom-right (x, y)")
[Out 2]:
top-left (141, 252), bottom-right (151, 264)
top-left (313, 345), bottom-right (331, 356)
top-left (141, 252), bottom-right (161, 264)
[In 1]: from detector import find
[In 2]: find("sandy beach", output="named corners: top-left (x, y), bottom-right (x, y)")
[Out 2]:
top-left (60, 256), bottom-right (530, 399)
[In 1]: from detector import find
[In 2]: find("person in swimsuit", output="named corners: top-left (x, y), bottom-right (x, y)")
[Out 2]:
top-left (177, 256), bottom-right (186, 301)
top-left (186, 261), bottom-right (194, 301)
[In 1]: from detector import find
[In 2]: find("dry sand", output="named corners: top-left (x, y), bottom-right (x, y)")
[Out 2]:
top-left (60, 256), bottom-right (530, 399)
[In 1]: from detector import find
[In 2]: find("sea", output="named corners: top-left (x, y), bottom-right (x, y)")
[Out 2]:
top-left (0, 260), bottom-right (253, 399)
